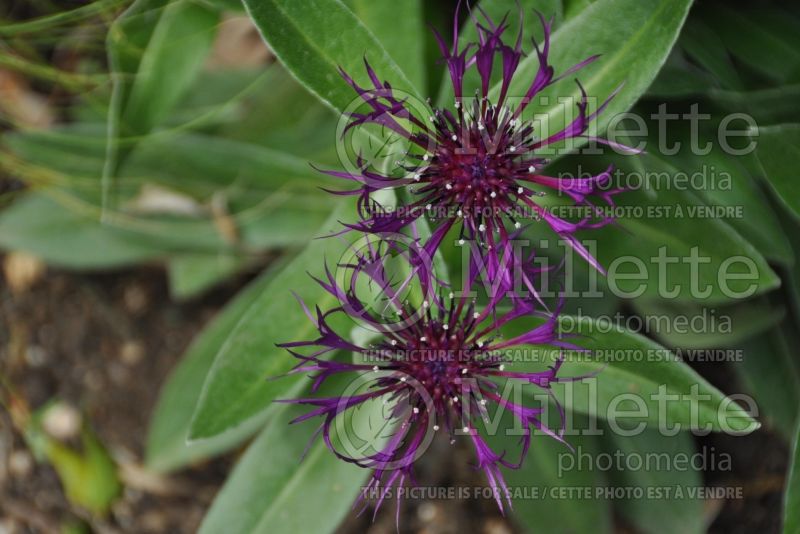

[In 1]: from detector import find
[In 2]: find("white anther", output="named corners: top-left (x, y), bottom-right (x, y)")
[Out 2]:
top-left (400, 376), bottom-right (407, 382)
top-left (373, 366), bottom-right (379, 372)
top-left (477, 341), bottom-right (484, 348)
top-left (490, 191), bottom-right (497, 198)
top-left (420, 336), bottom-right (427, 342)
top-left (443, 324), bottom-right (449, 330)
top-left (514, 221), bottom-right (521, 229)
top-left (433, 424), bottom-right (440, 431)
top-left (446, 183), bottom-right (453, 190)
top-left (413, 407), bottom-right (420, 414)
top-left (509, 145), bottom-right (516, 152)
top-left (455, 100), bottom-right (461, 108)
top-left (390, 340), bottom-right (397, 346)
top-left (423, 154), bottom-right (430, 161)
top-left (423, 300), bottom-right (429, 308)
top-left (461, 368), bottom-right (468, 375)
top-left (462, 426), bottom-right (469, 433)
top-left (478, 122), bottom-right (485, 131)
top-left (429, 116), bottom-right (436, 122)
top-left (480, 399), bottom-right (487, 406)
top-left (449, 292), bottom-right (455, 299)
top-left (478, 224), bottom-right (486, 232)
top-left (426, 204), bottom-right (432, 210)
top-left (499, 364), bottom-right (506, 371)
top-left (473, 312), bottom-right (480, 319)
top-left (528, 165), bottom-right (536, 173)
top-left (414, 173), bottom-right (421, 181)
top-left (517, 187), bottom-right (524, 194)
top-left (458, 239), bottom-right (465, 246)
top-left (457, 209), bottom-right (463, 217)
top-left (452, 396), bottom-right (459, 403)
top-left (451, 134), bottom-right (458, 141)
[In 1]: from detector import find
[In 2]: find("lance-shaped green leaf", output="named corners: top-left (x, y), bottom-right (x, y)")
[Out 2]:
top-left (188, 203), bottom-right (353, 439)
top-left (488, 425), bottom-right (611, 533)
top-left (104, 0), bottom-right (219, 206)
top-left (679, 17), bottom-right (743, 90)
top-left (700, 4), bottom-right (800, 84)
top-left (506, 315), bottom-right (761, 433)
top-left (754, 124), bottom-right (800, 220)
top-left (733, 329), bottom-right (800, 439)
top-left (600, 427), bottom-right (703, 534)
top-left (342, 0), bottom-right (426, 91)
top-left (492, 0), bottom-right (693, 149)
top-left (146, 256), bottom-right (298, 472)
top-left (632, 299), bottom-right (785, 350)
top-left (669, 142), bottom-right (792, 266)
top-left (565, 154), bottom-right (780, 303)
top-left (2, 127), bottom-right (336, 261)
top-left (167, 252), bottom-right (252, 300)
top-left (0, 193), bottom-right (165, 269)
top-left (241, 0), bottom-right (422, 113)
top-left (197, 397), bottom-right (372, 534)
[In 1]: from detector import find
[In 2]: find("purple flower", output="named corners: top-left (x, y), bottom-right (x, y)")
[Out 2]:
top-left (278, 262), bottom-right (592, 523)
top-left (321, 8), bottom-right (636, 275)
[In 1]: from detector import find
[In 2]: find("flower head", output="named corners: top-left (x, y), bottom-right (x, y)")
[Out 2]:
top-left (321, 8), bottom-right (635, 277)
top-left (278, 260), bottom-right (591, 522)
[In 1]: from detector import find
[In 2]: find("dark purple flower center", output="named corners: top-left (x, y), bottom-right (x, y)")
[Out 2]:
top-left (411, 101), bottom-right (549, 245)
top-left (372, 304), bottom-right (502, 417)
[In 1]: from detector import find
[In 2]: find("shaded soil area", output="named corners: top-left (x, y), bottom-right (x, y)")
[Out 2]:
top-left (0, 264), bottom-right (238, 533)
top-left (0, 264), bottom-right (790, 533)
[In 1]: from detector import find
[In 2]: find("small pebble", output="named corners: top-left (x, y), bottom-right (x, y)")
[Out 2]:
top-left (8, 450), bottom-right (33, 478)
top-left (119, 341), bottom-right (144, 366)
top-left (42, 402), bottom-right (81, 440)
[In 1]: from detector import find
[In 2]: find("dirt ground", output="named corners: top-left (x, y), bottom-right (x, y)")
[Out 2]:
top-left (0, 262), bottom-right (789, 533)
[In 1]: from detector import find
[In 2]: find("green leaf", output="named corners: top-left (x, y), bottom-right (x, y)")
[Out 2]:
top-left (754, 124), bottom-right (800, 220)
top-left (493, 0), bottom-right (693, 148)
top-left (215, 64), bottom-right (338, 158)
top-left (116, 0), bottom-right (219, 136)
top-left (700, 4), bottom-right (800, 84)
top-left (733, 329), bottom-right (800, 439)
top-left (105, 0), bottom-right (220, 205)
top-left (26, 404), bottom-right (121, 516)
top-left (241, 0), bottom-right (422, 113)
top-left (632, 299), bottom-right (785, 350)
top-left (0, 193), bottom-right (164, 268)
top-left (503, 432), bottom-right (612, 533)
top-left (671, 143), bottom-right (792, 266)
top-left (188, 203), bottom-right (352, 439)
top-left (342, 0), bottom-right (426, 91)
top-left (601, 428), bottom-right (703, 534)
top-left (562, 0), bottom-right (596, 20)
top-left (569, 154), bottom-right (780, 303)
top-left (44, 431), bottom-right (121, 517)
top-left (679, 17), bottom-right (742, 91)
top-left (208, 0), bottom-right (244, 11)
top-left (708, 85), bottom-right (800, 126)
top-left (197, 402), bottom-right (369, 534)
top-left (3, 127), bottom-right (337, 257)
top-left (508, 315), bottom-right (761, 432)
top-left (646, 50), bottom-right (717, 98)
top-left (146, 257), bottom-right (295, 472)
top-left (786, 420), bottom-right (800, 534)
top-left (167, 253), bottom-right (251, 300)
